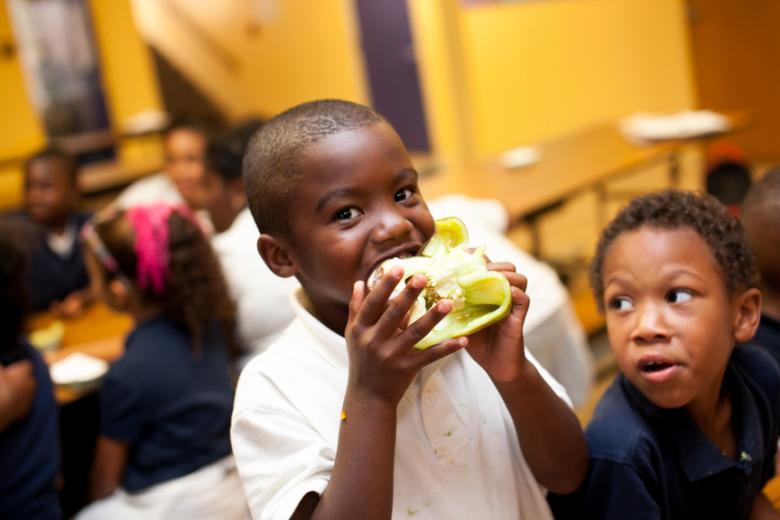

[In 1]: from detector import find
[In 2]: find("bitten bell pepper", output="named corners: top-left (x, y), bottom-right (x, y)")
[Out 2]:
top-left (368, 217), bottom-right (512, 349)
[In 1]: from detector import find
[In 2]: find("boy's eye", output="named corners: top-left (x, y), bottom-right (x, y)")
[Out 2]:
top-left (395, 187), bottom-right (415, 202)
top-left (608, 297), bottom-right (633, 311)
top-left (667, 289), bottom-right (693, 304)
top-left (334, 207), bottom-right (361, 221)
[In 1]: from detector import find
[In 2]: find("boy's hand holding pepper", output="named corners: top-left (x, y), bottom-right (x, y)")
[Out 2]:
top-left (344, 265), bottom-right (466, 408)
top-left (465, 261), bottom-right (531, 384)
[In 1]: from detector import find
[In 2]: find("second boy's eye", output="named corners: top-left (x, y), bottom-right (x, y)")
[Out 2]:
top-left (334, 207), bottom-right (361, 221)
top-left (667, 289), bottom-right (693, 304)
top-left (608, 297), bottom-right (634, 312)
top-left (395, 187), bottom-right (415, 202)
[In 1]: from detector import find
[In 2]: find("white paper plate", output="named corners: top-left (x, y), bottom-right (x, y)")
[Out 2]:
top-left (50, 353), bottom-right (109, 387)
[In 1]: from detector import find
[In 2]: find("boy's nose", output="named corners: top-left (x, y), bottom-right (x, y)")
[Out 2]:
top-left (630, 304), bottom-right (670, 344)
top-left (370, 210), bottom-right (413, 244)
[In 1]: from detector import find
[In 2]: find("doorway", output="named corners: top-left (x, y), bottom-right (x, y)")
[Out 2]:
top-left (354, 0), bottom-right (430, 152)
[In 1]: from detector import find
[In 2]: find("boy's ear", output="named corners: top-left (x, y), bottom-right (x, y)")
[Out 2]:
top-left (257, 234), bottom-right (298, 278)
top-left (733, 287), bottom-right (762, 343)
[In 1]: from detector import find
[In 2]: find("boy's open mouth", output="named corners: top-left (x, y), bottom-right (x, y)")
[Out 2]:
top-left (640, 361), bottom-right (674, 373)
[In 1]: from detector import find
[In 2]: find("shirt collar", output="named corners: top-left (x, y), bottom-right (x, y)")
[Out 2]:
top-left (289, 288), bottom-right (349, 376)
top-left (46, 217), bottom-right (77, 258)
top-left (621, 359), bottom-right (765, 482)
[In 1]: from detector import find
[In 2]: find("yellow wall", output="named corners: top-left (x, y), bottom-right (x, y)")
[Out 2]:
top-left (411, 0), bottom-right (695, 159)
top-left (88, 0), bottom-right (162, 130)
top-left (0, 1), bottom-right (44, 209)
top-left (131, 0), bottom-right (368, 120)
top-left (0, 0), bottom-right (162, 209)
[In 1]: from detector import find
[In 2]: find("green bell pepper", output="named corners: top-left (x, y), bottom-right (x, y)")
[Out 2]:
top-left (369, 217), bottom-right (512, 349)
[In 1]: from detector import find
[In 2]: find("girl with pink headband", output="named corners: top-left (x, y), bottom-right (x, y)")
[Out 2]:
top-left (78, 203), bottom-right (247, 519)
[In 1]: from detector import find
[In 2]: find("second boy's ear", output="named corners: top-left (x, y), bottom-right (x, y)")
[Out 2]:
top-left (732, 287), bottom-right (762, 343)
top-left (257, 234), bottom-right (298, 278)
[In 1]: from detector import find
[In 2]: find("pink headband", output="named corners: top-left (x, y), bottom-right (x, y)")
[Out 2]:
top-left (127, 204), bottom-right (201, 295)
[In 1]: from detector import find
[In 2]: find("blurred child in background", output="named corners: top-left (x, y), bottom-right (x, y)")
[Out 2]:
top-left (114, 118), bottom-right (218, 213)
top-left (741, 168), bottom-right (780, 368)
top-left (548, 191), bottom-right (778, 519)
top-left (202, 119), bottom-right (297, 363)
top-left (705, 141), bottom-right (752, 218)
top-left (17, 146), bottom-right (92, 316)
top-left (77, 204), bottom-right (247, 519)
top-left (0, 222), bottom-right (62, 519)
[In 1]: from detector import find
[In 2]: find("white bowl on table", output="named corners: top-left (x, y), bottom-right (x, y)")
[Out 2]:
top-left (49, 353), bottom-right (110, 394)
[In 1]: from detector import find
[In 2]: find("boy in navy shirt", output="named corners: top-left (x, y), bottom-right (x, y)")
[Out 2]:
top-left (18, 146), bottom-right (92, 315)
top-left (741, 168), bottom-right (780, 368)
top-left (548, 191), bottom-right (780, 519)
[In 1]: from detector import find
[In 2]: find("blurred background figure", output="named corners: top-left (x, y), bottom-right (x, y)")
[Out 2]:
top-left (741, 167), bottom-right (780, 368)
top-left (113, 117), bottom-right (220, 214)
top-left (705, 141), bottom-right (753, 217)
top-left (0, 222), bottom-right (62, 520)
top-left (78, 205), bottom-right (246, 519)
top-left (11, 146), bottom-right (93, 317)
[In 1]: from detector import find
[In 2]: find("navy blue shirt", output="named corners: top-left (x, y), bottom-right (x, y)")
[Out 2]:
top-left (747, 313), bottom-right (780, 374)
top-left (9, 212), bottom-right (91, 312)
top-left (100, 317), bottom-right (234, 492)
top-left (0, 342), bottom-right (62, 519)
top-left (548, 345), bottom-right (780, 520)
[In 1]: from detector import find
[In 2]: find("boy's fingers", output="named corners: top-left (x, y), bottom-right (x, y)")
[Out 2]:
top-left (502, 271), bottom-right (528, 292)
top-left (374, 274), bottom-right (427, 339)
top-left (399, 299), bottom-right (453, 348)
top-left (358, 267), bottom-right (404, 325)
top-left (347, 280), bottom-right (366, 324)
top-left (498, 287), bottom-right (531, 342)
top-left (486, 261), bottom-right (516, 273)
top-left (405, 336), bottom-right (467, 371)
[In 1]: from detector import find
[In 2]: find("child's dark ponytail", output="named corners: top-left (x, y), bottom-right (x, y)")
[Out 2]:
top-left (164, 211), bottom-right (236, 353)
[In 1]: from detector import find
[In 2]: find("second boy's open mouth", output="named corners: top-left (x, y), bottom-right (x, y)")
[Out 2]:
top-left (636, 357), bottom-right (681, 383)
top-left (640, 361), bottom-right (674, 373)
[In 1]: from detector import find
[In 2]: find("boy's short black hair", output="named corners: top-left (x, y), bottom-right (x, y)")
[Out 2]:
top-left (243, 99), bottom-right (385, 235)
top-left (24, 146), bottom-right (78, 187)
top-left (205, 118), bottom-right (265, 182)
top-left (590, 190), bottom-right (758, 310)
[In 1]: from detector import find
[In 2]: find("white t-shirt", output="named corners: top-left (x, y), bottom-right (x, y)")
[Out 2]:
top-left (428, 196), bottom-right (593, 407)
top-left (112, 172), bottom-right (214, 233)
top-left (211, 208), bottom-right (297, 358)
top-left (113, 172), bottom-right (184, 209)
top-left (231, 289), bottom-right (569, 520)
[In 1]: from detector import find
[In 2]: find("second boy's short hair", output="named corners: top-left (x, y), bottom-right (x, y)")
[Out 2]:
top-left (24, 146), bottom-right (78, 187)
top-left (243, 99), bottom-right (385, 235)
top-left (590, 190), bottom-right (758, 310)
